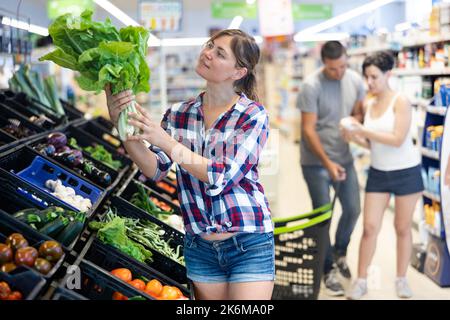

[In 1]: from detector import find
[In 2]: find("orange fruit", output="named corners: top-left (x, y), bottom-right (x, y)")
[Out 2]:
top-left (172, 286), bottom-right (183, 299)
top-left (145, 279), bottom-right (163, 297)
top-left (110, 268), bottom-right (132, 282)
top-left (112, 291), bottom-right (128, 300)
top-left (159, 286), bottom-right (180, 300)
top-left (128, 279), bottom-right (146, 291)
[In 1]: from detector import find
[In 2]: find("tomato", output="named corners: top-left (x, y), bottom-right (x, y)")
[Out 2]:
top-left (6, 291), bottom-right (22, 300)
top-left (38, 241), bottom-right (63, 263)
top-left (145, 279), bottom-right (163, 297)
top-left (159, 286), bottom-right (180, 300)
top-left (172, 286), bottom-right (183, 299)
top-left (112, 291), bottom-right (128, 300)
top-left (0, 243), bottom-right (13, 264)
top-left (15, 247), bottom-right (38, 267)
top-left (0, 262), bottom-right (17, 273)
top-left (0, 281), bottom-right (11, 300)
top-left (110, 268), bottom-right (132, 282)
top-left (34, 258), bottom-right (52, 275)
top-left (127, 279), bottom-right (146, 291)
top-left (6, 234), bottom-right (28, 251)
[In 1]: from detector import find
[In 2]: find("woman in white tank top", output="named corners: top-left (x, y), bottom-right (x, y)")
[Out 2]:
top-left (341, 52), bottom-right (424, 300)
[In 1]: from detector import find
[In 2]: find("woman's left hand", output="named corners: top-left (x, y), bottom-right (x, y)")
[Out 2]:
top-left (127, 104), bottom-right (173, 149)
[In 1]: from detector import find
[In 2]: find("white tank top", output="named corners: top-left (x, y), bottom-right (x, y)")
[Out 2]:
top-left (363, 93), bottom-right (421, 171)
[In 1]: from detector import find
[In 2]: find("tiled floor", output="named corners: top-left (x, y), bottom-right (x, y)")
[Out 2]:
top-left (266, 134), bottom-right (450, 300)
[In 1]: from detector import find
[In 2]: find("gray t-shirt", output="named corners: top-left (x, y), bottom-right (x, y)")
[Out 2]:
top-left (297, 68), bottom-right (365, 166)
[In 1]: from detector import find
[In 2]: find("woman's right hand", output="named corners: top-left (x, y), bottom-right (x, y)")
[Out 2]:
top-left (105, 84), bottom-right (135, 126)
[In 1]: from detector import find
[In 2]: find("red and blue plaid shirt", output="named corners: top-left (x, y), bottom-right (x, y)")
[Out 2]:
top-left (141, 92), bottom-right (273, 236)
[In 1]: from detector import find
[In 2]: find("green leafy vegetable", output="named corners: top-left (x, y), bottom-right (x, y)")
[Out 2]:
top-left (89, 212), bottom-right (153, 263)
top-left (39, 10), bottom-right (151, 141)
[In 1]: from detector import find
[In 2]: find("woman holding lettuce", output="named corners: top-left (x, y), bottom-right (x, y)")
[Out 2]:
top-left (106, 29), bottom-right (274, 300)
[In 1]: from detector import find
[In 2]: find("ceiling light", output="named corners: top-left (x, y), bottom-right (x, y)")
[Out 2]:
top-left (93, 0), bottom-right (160, 45)
top-left (246, 0), bottom-right (256, 5)
top-left (228, 16), bottom-right (244, 29)
top-left (294, 0), bottom-right (395, 41)
top-left (1, 17), bottom-right (49, 36)
top-left (295, 32), bottom-right (350, 43)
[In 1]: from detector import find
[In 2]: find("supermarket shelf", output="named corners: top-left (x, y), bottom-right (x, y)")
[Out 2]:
top-left (423, 190), bottom-right (441, 202)
top-left (392, 67), bottom-right (450, 76)
top-left (426, 106), bottom-right (448, 116)
top-left (401, 34), bottom-right (450, 48)
top-left (348, 44), bottom-right (400, 56)
top-left (421, 147), bottom-right (440, 160)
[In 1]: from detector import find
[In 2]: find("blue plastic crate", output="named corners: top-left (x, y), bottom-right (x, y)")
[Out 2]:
top-left (13, 155), bottom-right (102, 212)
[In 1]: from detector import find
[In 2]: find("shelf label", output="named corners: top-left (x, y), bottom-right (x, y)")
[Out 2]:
top-left (211, 1), bottom-right (257, 19)
top-left (47, 0), bottom-right (94, 19)
top-left (139, 1), bottom-right (183, 32)
top-left (292, 3), bottom-right (332, 21)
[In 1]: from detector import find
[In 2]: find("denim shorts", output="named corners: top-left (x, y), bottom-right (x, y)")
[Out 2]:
top-left (183, 232), bottom-right (275, 283)
top-left (366, 164), bottom-right (424, 196)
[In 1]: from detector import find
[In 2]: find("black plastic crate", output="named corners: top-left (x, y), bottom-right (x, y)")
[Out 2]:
top-left (118, 178), bottom-right (181, 215)
top-left (0, 269), bottom-right (46, 300)
top-left (89, 196), bottom-right (187, 285)
top-left (60, 99), bottom-right (85, 122)
top-left (30, 133), bottom-right (122, 190)
top-left (65, 125), bottom-right (131, 175)
top-left (0, 146), bottom-right (105, 217)
top-left (58, 258), bottom-right (156, 300)
top-left (92, 116), bottom-right (115, 133)
top-left (80, 233), bottom-right (191, 299)
top-left (0, 129), bottom-right (15, 151)
top-left (0, 192), bottom-right (86, 251)
top-left (271, 205), bottom-right (332, 300)
top-left (0, 91), bottom-right (62, 129)
top-left (0, 104), bottom-right (44, 141)
top-left (0, 210), bottom-right (66, 280)
top-left (74, 120), bottom-right (124, 152)
top-left (51, 286), bottom-right (88, 300)
top-left (134, 171), bottom-right (179, 202)
top-left (0, 101), bottom-right (56, 130)
top-left (3, 90), bottom-right (68, 125)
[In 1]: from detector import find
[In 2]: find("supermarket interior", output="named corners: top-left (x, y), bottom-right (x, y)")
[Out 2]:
top-left (0, 0), bottom-right (449, 302)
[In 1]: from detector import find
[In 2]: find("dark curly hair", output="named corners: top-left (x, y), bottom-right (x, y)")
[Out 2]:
top-left (362, 51), bottom-right (395, 74)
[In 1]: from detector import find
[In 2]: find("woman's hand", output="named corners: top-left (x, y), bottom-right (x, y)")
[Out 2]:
top-left (127, 104), bottom-right (174, 150)
top-left (105, 84), bottom-right (135, 126)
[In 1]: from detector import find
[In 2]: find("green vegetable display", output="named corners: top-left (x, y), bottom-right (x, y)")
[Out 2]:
top-left (130, 182), bottom-right (173, 220)
top-left (9, 65), bottom-right (66, 117)
top-left (39, 10), bottom-right (151, 141)
top-left (89, 210), bottom-right (184, 265)
top-left (89, 211), bottom-right (153, 263)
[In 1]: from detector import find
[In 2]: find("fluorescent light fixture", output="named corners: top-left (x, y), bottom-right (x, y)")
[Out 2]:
top-left (1, 17), bottom-right (49, 36)
top-left (94, 0), bottom-right (160, 45)
top-left (294, 0), bottom-right (395, 41)
top-left (228, 15), bottom-right (244, 29)
top-left (148, 35), bottom-right (264, 48)
top-left (295, 32), bottom-right (350, 43)
top-left (94, 0), bottom-right (139, 26)
top-left (147, 37), bottom-right (209, 47)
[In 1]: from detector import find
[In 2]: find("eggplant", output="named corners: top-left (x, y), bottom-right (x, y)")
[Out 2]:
top-left (35, 143), bottom-right (56, 156)
top-left (81, 159), bottom-right (111, 186)
top-left (47, 132), bottom-right (67, 149)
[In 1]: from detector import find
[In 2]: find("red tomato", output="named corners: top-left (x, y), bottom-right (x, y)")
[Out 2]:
top-left (110, 268), bottom-right (132, 282)
top-left (127, 279), bottom-right (146, 291)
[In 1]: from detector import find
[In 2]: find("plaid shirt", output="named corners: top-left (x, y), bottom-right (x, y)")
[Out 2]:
top-left (141, 92), bottom-right (273, 236)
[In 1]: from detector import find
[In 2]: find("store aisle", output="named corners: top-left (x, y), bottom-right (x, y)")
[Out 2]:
top-left (271, 134), bottom-right (450, 300)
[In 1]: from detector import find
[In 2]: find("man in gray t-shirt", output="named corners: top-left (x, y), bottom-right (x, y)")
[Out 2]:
top-left (297, 41), bottom-right (365, 297)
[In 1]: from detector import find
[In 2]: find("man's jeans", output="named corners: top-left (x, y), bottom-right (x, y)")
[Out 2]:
top-left (302, 163), bottom-right (361, 275)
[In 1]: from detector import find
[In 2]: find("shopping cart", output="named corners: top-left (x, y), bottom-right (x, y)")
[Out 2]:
top-left (271, 187), bottom-right (339, 300)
